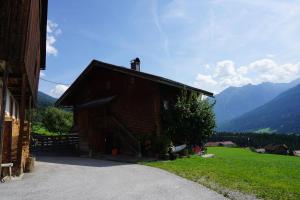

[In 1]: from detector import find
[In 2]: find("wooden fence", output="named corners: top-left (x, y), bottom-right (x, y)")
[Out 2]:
top-left (30, 133), bottom-right (79, 154)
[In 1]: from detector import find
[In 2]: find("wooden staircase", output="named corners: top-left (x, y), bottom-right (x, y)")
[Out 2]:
top-left (111, 115), bottom-right (141, 157)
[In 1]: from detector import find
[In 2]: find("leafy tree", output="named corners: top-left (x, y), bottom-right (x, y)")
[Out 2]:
top-left (41, 107), bottom-right (73, 134)
top-left (31, 107), bottom-right (45, 125)
top-left (163, 90), bottom-right (216, 146)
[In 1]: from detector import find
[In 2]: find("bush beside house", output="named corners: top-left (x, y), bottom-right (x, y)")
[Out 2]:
top-left (161, 90), bottom-right (216, 154)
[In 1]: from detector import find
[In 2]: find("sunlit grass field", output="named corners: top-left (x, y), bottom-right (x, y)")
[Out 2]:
top-left (144, 147), bottom-right (300, 200)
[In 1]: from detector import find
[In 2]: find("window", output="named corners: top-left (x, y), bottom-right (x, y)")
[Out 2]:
top-left (9, 96), bottom-right (13, 118)
top-left (105, 81), bottom-right (111, 90)
top-left (163, 100), bottom-right (169, 110)
top-left (130, 77), bottom-right (135, 84)
top-left (0, 79), bottom-right (2, 114)
top-left (15, 103), bottom-right (19, 120)
top-left (5, 91), bottom-right (10, 116)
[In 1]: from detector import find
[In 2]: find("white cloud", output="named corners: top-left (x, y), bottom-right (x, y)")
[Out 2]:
top-left (162, 0), bottom-right (192, 23)
top-left (155, 0), bottom-right (300, 68)
top-left (195, 58), bottom-right (300, 93)
top-left (266, 54), bottom-right (275, 58)
top-left (50, 84), bottom-right (68, 98)
top-left (151, 1), bottom-right (170, 58)
top-left (46, 20), bottom-right (61, 56)
top-left (215, 60), bottom-right (236, 77)
top-left (40, 71), bottom-right (45, 77)
top-left (194, 74), bottom-right (217, 93)
top-left (204, 64), bottom-right (210, 69)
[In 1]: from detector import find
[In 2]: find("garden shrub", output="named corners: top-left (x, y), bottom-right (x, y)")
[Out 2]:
top-left (162, 89), bottom-right (216, 147)
top-left (42, 107), bottom-right (73, 134)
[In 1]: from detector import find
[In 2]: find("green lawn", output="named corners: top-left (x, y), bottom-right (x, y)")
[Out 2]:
top-left (32, 124), bottom-right (60, 136)
top-left (144, 147), bottom-right (300, 200)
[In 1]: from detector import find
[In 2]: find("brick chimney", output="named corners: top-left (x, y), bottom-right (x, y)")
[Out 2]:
top-left (130, 57), bottom-right (140, 71)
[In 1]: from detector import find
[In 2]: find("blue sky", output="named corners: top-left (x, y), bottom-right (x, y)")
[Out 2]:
top-left (41, 0), bottom-right (300, 97)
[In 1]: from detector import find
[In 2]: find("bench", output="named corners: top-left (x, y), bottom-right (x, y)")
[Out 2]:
top-left (1, 163), bottom-right (13, 182)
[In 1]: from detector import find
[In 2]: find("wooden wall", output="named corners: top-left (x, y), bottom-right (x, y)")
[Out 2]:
top-left (0, 0), bottom-right (46, 103)
top-left (2, 121), bottom-right (12, 163)
top-left (71, 68), bottom-right (167, 155)
top-left (0, 0), bottom-right (28, 63)
top-left (74, 68), bottom-right (162, 136)
top-left (0, 0), bottom-right (47, 175)
top-left (24, 0), bottom-right (43, 101)
top-left (1, 118), bottom-right (20, 172)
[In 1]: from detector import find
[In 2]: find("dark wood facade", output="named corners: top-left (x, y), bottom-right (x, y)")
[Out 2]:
top-left (57, 60), bottom-right (213, 156)
top-left (0, 0), bottom-right (47, 102)
top-left (0, 0), bottom-right (47, 176)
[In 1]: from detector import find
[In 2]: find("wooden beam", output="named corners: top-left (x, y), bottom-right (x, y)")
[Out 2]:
top-left (0, 62), bottom-right (8, 174)
top-left (16, 73), bottom-right (26, 175)
top-left (0, 73), bottom-right (22, 79)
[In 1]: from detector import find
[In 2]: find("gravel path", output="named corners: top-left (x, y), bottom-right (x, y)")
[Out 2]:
top-left (0, 157), bottom-right (228, 200)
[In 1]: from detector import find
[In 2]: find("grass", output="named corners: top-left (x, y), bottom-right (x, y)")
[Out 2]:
top-left (32, 124), bottom-right (60, 136)
top-left (143, 147), bottom-right (300, 200)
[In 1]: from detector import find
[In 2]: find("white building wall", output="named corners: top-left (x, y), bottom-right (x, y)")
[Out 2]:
top-left (5, 90), bottom-right (10, 116)
top-left (12, 101), bottom-right (16, 119)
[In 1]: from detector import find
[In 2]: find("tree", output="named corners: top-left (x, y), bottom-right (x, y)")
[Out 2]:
top-left (42, 107), bottom-right (73, 134)
top-left (162, 90), bottom-right (216, 146)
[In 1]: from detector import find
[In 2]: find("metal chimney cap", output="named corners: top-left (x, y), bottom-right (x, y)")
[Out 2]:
top-left (131, 57), bottom-right (140, 63)
top-left (130, 57), bottom-right (141, 71)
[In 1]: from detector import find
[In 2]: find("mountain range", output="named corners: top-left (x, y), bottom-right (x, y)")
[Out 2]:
top-left (215, 78), bottom-right (300, 134)
top-left (37, 79), bottom-right (300, 134)
top-left (37, 91), bottom-right (57, 107)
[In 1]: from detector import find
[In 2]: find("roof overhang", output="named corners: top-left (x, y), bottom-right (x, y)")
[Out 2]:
top-left (40, 0), bottom-right (48, 70)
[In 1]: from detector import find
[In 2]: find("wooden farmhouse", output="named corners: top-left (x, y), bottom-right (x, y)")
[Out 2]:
top-left (0, 0), bottom-right (48, 176)
top-left (56, 59), bottom-right (213, 157)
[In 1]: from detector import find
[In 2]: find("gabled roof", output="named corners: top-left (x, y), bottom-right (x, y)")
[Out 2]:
top-left (56, 60), bottom-right (214, 106)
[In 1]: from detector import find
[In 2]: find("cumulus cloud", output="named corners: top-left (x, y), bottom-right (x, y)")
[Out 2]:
top-left (195, 74), bottom-right (218, 93)
top-left (215, 60), bottom-right (236, 77)
top-left (46, 20), bottom-right (61, 56)
top-left (50, 84), bottom-right (68, 98)
top-left (195, 58), bottom-right (300, 93)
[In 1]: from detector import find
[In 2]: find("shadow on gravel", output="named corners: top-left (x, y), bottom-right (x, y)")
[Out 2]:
top-left (36, 156), bottom-right (133, 168)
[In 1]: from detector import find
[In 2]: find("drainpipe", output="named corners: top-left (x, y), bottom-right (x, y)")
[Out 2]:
top-left (0, 62), bottom-right (8, 175)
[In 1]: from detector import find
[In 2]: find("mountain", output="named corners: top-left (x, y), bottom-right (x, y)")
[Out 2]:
top-left (214, 78), bottom-right (300, 125)
top-left (37, 91), bottom-right (57, 107)
top-left (219, 83), bottom-right (300, 134)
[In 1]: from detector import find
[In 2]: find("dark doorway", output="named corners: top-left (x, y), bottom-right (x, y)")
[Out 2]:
top-left (104, 132), bottom-right (113, 154)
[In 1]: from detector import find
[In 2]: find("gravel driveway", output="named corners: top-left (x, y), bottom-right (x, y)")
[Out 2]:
top-left (0, 157), bottom-right (227, 200)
